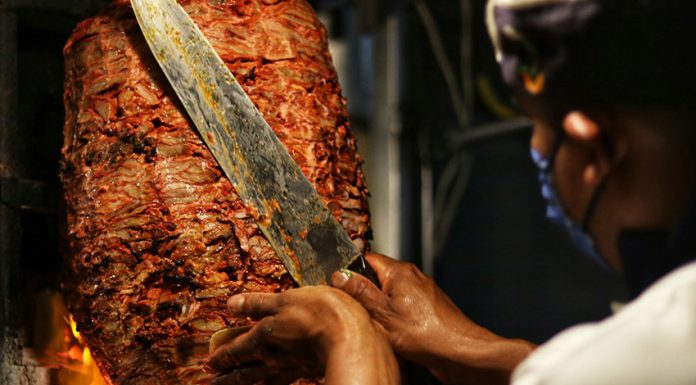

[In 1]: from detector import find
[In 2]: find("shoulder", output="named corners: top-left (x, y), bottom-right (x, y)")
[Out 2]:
top-left (512, 262), bottom-right (696, 385)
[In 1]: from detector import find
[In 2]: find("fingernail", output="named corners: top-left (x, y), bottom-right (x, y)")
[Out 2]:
top-left (332, 269), bottom-right (351, 288)
top-left (228, 295), bottom-right (245, 314)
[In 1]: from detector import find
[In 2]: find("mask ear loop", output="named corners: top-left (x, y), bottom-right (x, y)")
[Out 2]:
top-left (545, 133), bottom-right (565, 169)
top-left (580, 173), bottom-right (608, 232)
top-left (547, 131), bottom-right (608, 233)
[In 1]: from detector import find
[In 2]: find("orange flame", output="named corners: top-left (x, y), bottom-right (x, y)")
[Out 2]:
top-left (65, 315), bottom-right (107, 385)
top-left (25, 290), bottom-right (108, 385)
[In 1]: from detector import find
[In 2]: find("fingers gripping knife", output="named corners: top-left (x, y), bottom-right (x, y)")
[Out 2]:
top-left (130, 0), bottom-right (378, 287)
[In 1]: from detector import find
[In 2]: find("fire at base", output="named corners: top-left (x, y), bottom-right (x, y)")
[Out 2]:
top-left (24, 290), bottom-right (108, 385)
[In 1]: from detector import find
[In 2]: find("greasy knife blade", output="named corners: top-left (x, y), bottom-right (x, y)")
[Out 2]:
top-left (130, 0), bottom-right (369, 286)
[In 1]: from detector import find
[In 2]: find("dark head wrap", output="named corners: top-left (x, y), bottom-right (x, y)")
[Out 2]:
top-left (486, 0), bottom-right (696, 117)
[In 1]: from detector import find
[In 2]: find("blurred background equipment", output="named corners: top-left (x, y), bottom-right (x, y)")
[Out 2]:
top-left (316, 0), bottom-right (628, 375)
top-left (0, 0), bottom-right (627, 384)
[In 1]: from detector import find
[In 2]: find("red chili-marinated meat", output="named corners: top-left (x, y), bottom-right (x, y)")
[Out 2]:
top-left (60, 1), bottom-right (370, 383)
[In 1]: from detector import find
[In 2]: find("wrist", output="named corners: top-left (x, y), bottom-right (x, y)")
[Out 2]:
top-left (317, 306), bottom-right (375, 361)
top-left (324, 322), bottom-right (399, 385)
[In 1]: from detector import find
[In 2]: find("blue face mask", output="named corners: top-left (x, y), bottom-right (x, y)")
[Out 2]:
top-left (531, 140), bottom-right (609, 268)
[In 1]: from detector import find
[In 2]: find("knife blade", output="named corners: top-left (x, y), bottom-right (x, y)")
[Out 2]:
top-left (130, 0), bottom-right (377, 286)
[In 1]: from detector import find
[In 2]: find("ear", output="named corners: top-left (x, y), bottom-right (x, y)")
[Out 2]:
top-left (562, 111), bottom-right (614, 187)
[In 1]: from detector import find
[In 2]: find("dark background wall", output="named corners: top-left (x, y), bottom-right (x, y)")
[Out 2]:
top-left (435, 133), bottom-right (627, 344)
top-left (315, 0), bottom-right (629, 353)
top-left (397, 0), bottom-right (629, 345)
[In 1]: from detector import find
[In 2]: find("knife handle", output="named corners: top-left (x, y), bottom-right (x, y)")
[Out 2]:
top-left (347, 255), bottom-right (381, 288)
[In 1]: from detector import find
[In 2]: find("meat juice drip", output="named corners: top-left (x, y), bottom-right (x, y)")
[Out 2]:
top-left (60, 1), bottom-right (371, 384)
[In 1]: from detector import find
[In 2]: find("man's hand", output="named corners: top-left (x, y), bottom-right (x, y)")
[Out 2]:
top-left (333, 253), bottom-right (536, 385)
top-left (206, 286), bottom-right (400, 385)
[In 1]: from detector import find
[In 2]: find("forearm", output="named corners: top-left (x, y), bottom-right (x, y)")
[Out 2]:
top-left (333, 254), bottom-right (535, 385)
top-left (424, 327), bottom-right (536, 385)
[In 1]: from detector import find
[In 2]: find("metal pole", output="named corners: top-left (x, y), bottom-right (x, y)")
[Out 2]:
top-left (368, 10), bottom-right (405, 258)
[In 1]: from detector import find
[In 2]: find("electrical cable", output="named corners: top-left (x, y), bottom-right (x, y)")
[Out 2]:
top-left (477, 74), bottom-right (519, 119)
top-left (413, 0), bottom-right (476, 261)
top-left (460, 0), bottom-right (475, 121)
top-left (433, 153), bottom-right (473, 255)
top-left (413, 0), bottom-right (480, 260)
top-left (413, 0), bottom-right (469, 126)
top-left (449, 117), bottom-right (532, 150)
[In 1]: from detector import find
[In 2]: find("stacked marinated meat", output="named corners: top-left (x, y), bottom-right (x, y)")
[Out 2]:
top-left (60, 1), bottom-right (370, 384)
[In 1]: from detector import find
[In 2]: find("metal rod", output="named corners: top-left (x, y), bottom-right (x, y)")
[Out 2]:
top-left (312, 0), bottom-right (352, 11)
top-left (3, 0), bottom-right (108, 16)
top-left (448, 117), bottom-right (532, 151)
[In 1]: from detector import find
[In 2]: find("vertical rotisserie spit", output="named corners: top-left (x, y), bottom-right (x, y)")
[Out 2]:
top-left (60, 1), bottom-right (371, 383)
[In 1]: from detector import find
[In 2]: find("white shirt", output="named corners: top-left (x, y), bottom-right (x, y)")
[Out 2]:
top-left (513, 262), bottom-right (696, 385)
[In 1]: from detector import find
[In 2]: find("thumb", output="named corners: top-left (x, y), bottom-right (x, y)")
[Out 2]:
top-left (364, 252), bottom-right (401, 283)
top-left (332, 270), bottom-right (390, 320)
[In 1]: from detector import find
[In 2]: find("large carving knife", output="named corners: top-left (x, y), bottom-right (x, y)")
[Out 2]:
top-left (130, 0), bottom-right (377, 286)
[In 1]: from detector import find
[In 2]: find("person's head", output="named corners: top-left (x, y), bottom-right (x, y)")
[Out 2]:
top-left (487, 0), bottom-right (696, 270)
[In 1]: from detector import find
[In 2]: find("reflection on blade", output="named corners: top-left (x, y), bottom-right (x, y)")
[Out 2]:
top-left (129, 0), bottom-right (361, 286)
